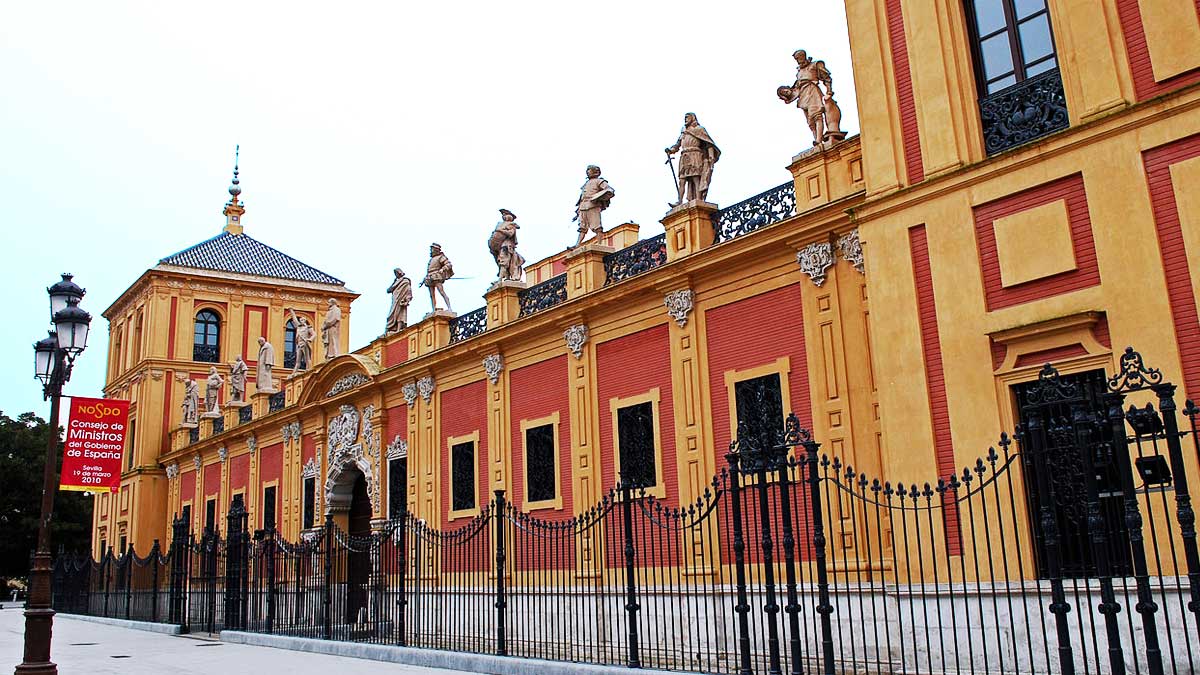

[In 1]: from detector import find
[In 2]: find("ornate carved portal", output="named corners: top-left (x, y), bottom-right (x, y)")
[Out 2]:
top-left (323, 404), bottom-right (381, 517)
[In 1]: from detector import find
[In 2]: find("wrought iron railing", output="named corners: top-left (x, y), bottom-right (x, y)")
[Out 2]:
top-left (603, 233), bottom-right (667, 285)
top-left (712, 181), bottom-right (796, 242)
top-left (980, 68), bottom-right (1069, 155)
top-left (211, 416), bottom-right (224, 435)
top-left (192, 344), bottom-right (219, 363)
top-left (188, 427), bottom-right (199, 444)
top-left (268, 391), bottom-right (285, 413)
top-left (54, 347), bottom-right (1200, 675)
top-left (517, 274), bottom-right (567, 317)
top-left (238, 406), bottom-right (252, 425)
top-left (448, 307), bottom-right (487, 344)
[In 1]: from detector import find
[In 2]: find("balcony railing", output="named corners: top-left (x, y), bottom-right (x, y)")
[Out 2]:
top-left (712, 182), bottom-right (796, 242)
top-left (604, 233), bottom-right (667, 285)
top-left (238, 406), bottom-right (252, 425)
top-left (980, 68), bottom-right (1069, 156)
top-left (518, 274), bottom-right (567, 317)
top-left (269, 391), bottom-right (285, 413)
top-left (192, 343), bottom-right (219, 363)
top-left (211, 416), bottom-right (224, 435)
top-left (449, 307), bottom-right (487, 344)
top-left (188, 427), bottom-right (199, 444)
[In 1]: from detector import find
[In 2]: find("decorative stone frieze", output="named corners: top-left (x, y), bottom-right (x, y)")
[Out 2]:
top-left (483, 354), bottom-right (504, 384)
top-left (837, 229), bottom-right (864, 274)
top-left (797, 242), bottom-right (834, 286)
top-left (564, 324), bottom-right (589, 359)
top-left (401, 383), bottom-right (418, 407)
top-left (326, 373), bottom-right (369, 398)
top-left (387, 435), bottom-right (408, 460)
top-left (247, 434), bottom-right (258, 455)
top-left (165, 463), bottom-right (179, 480)
top-left (663, 289), bottom-right (695, 328)
top-left (193, 454), bottom-right (202, 471)
top-left (417, 377), bottom-right (435, 404)
top-left (281, 421), bottom-right (302, 443)
top-left (218, 446), bottom-right (228, 463)
top-left (302, 457), bottom-right (319, 479)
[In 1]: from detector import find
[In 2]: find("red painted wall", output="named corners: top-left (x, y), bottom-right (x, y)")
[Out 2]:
top-left (1144, 134), bottom-right (1200, 399)
top-left (509, 355), bottom-right (572, 516)
top-left (885, 0), bottom-right (924, 184)
top-left (974, 174), bottom-right (1101, 311)
top-left (230, 454), bottom-right (249, 491)
top-left (439, 380), bottom-right (488, 527)
top-left (596, 325), bottom-right (676, 503)
top-left (203, 462), bottom-right (220, 498)
top-left (1116, 0), bottom-right (1200, 101)
top-left (385, 338), bottom-right (408, 368)
top-left (301, 434), bottom-right (316, 464)
top-left (706, 283), bottom-right (813, 456)
top-left (910, 225), bottom-right (962, 553)
top-left (386, 405), bottom-right (406, 450)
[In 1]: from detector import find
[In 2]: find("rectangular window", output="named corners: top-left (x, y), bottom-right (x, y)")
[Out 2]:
top-left (964, 0), bottom-right (1068, 154)
top-left (525, 422), bottom-right (558, 505)
top-left (262, 485), bottom-right (277, 530)
top-left (388, 457), bottom-right (407, 520)
top-left (616, 400), bottom-right (657, 491)
top-left (303, 477), bottom-right (316, 530)
top-left (118, 535), bottom-right (127, 554)
top-left (734, 373), bottom-right (785, 444)
top-left (451, 439), bottom-right (476, 513)
top-left (181, 504), bottom-right (192, 533)
top-left (204, 499), bottom-right (216, 532)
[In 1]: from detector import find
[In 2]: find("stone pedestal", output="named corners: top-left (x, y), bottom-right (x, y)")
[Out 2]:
top-left (485, 280), bottom-right (527, 329)
top-left (661, 200), bottom-right (718, 262)
top-left (564, 244), bottom-right (615, 299)
top-left (415, 310), bottom-right (454, 357)
top-left (787, 137), bottom-right (865, 213)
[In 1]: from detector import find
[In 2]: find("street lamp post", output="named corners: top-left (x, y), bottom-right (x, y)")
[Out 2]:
top-left (16, 274), bottom-right (90, 675)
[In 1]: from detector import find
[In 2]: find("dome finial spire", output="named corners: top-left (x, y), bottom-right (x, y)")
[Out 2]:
top-left (223, 145), bottom-right (246, 234)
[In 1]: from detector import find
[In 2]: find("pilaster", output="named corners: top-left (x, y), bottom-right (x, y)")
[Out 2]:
top-left (660, 201), bottom-right (717, 262)
top-left (485, 356), bottom-right (511, 494)
top-left (788, 138), bottom-right (867, 213)
top-left (565, 322), bottom-right (601, 515)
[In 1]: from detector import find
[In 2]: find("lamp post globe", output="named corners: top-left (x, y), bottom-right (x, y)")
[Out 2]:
top-left (17, 276), bottom-right (89, 675)
top-left (52, 297), bottom-right (90, 358)
top-left (32, 333), bottom-right (56, 387)
top-left (46, 274), bottom-right (83, 326)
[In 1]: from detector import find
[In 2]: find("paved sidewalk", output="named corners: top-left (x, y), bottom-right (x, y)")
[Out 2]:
top-left (0, 607), bottom-right (474, 674)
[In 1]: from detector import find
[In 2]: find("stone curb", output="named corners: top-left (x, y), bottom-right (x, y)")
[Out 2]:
top-left (56, 613), bottom-right (183, 635)
top-left (219, 631), bottom-right (696, 675)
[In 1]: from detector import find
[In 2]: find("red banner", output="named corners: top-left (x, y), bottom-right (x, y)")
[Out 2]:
top-left (60, 396), bottom-right (129, 493)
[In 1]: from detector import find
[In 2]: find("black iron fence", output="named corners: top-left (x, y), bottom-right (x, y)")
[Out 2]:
top-left (51, 542), bottom-right (170, 623)
top-left (53, 349), bottom-right (1200, 673)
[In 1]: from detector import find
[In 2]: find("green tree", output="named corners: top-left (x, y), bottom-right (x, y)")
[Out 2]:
top-left (0, 410), bottom-right (92, 579)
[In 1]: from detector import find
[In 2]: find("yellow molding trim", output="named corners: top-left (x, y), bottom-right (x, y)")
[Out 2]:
top-left (608, 388), bottom-right (666, 500)
top-left (519, 411), bottom-right (563, 512)
top-left (446, 430), bottom-right (482, 521)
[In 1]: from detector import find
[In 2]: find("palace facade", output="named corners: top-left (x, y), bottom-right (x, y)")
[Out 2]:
top-left (93, 0), bottom-right (1200, 572)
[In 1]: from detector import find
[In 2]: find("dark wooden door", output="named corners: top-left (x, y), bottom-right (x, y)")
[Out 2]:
top-left (346, 472), bottom-right (371, 623)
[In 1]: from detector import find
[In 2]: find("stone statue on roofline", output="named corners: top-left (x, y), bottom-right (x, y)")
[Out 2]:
top-left (385, 268), bottom-right (413, 334)
top-left (778, 49), bottom-right (847, 148)
top-left (664, 112), bottom-right (720, 207)
top-left (177, 375), bottom-right (199, 427)
top-left (203, 366), bottom-right (224, 417)
top-left (322, 298), bottom-right (342, 361)
top-left (288, 309), bottom-right (316, 372)
top-left (229, 355), bottom-right (248, 405)
top-left (422, 243), bottom-right (454, 312)
top-left (573, 165), bottom-right (615, 248)
top-left (489, 209), bottom-right (525, 283)
top-left (256, 336), bottom-right (278, 393)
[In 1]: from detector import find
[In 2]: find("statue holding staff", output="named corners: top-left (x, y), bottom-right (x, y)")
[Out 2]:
top-left (385, 268), bottom-right (413, 333)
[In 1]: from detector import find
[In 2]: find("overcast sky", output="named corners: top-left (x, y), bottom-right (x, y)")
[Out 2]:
top-left (0, 1), bottom-right (858, 419)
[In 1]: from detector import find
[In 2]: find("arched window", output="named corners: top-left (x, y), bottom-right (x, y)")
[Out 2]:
top-left (193, 309), bottom-right (221, 363)
top-left (284, 319), bottom-right (297, 369)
